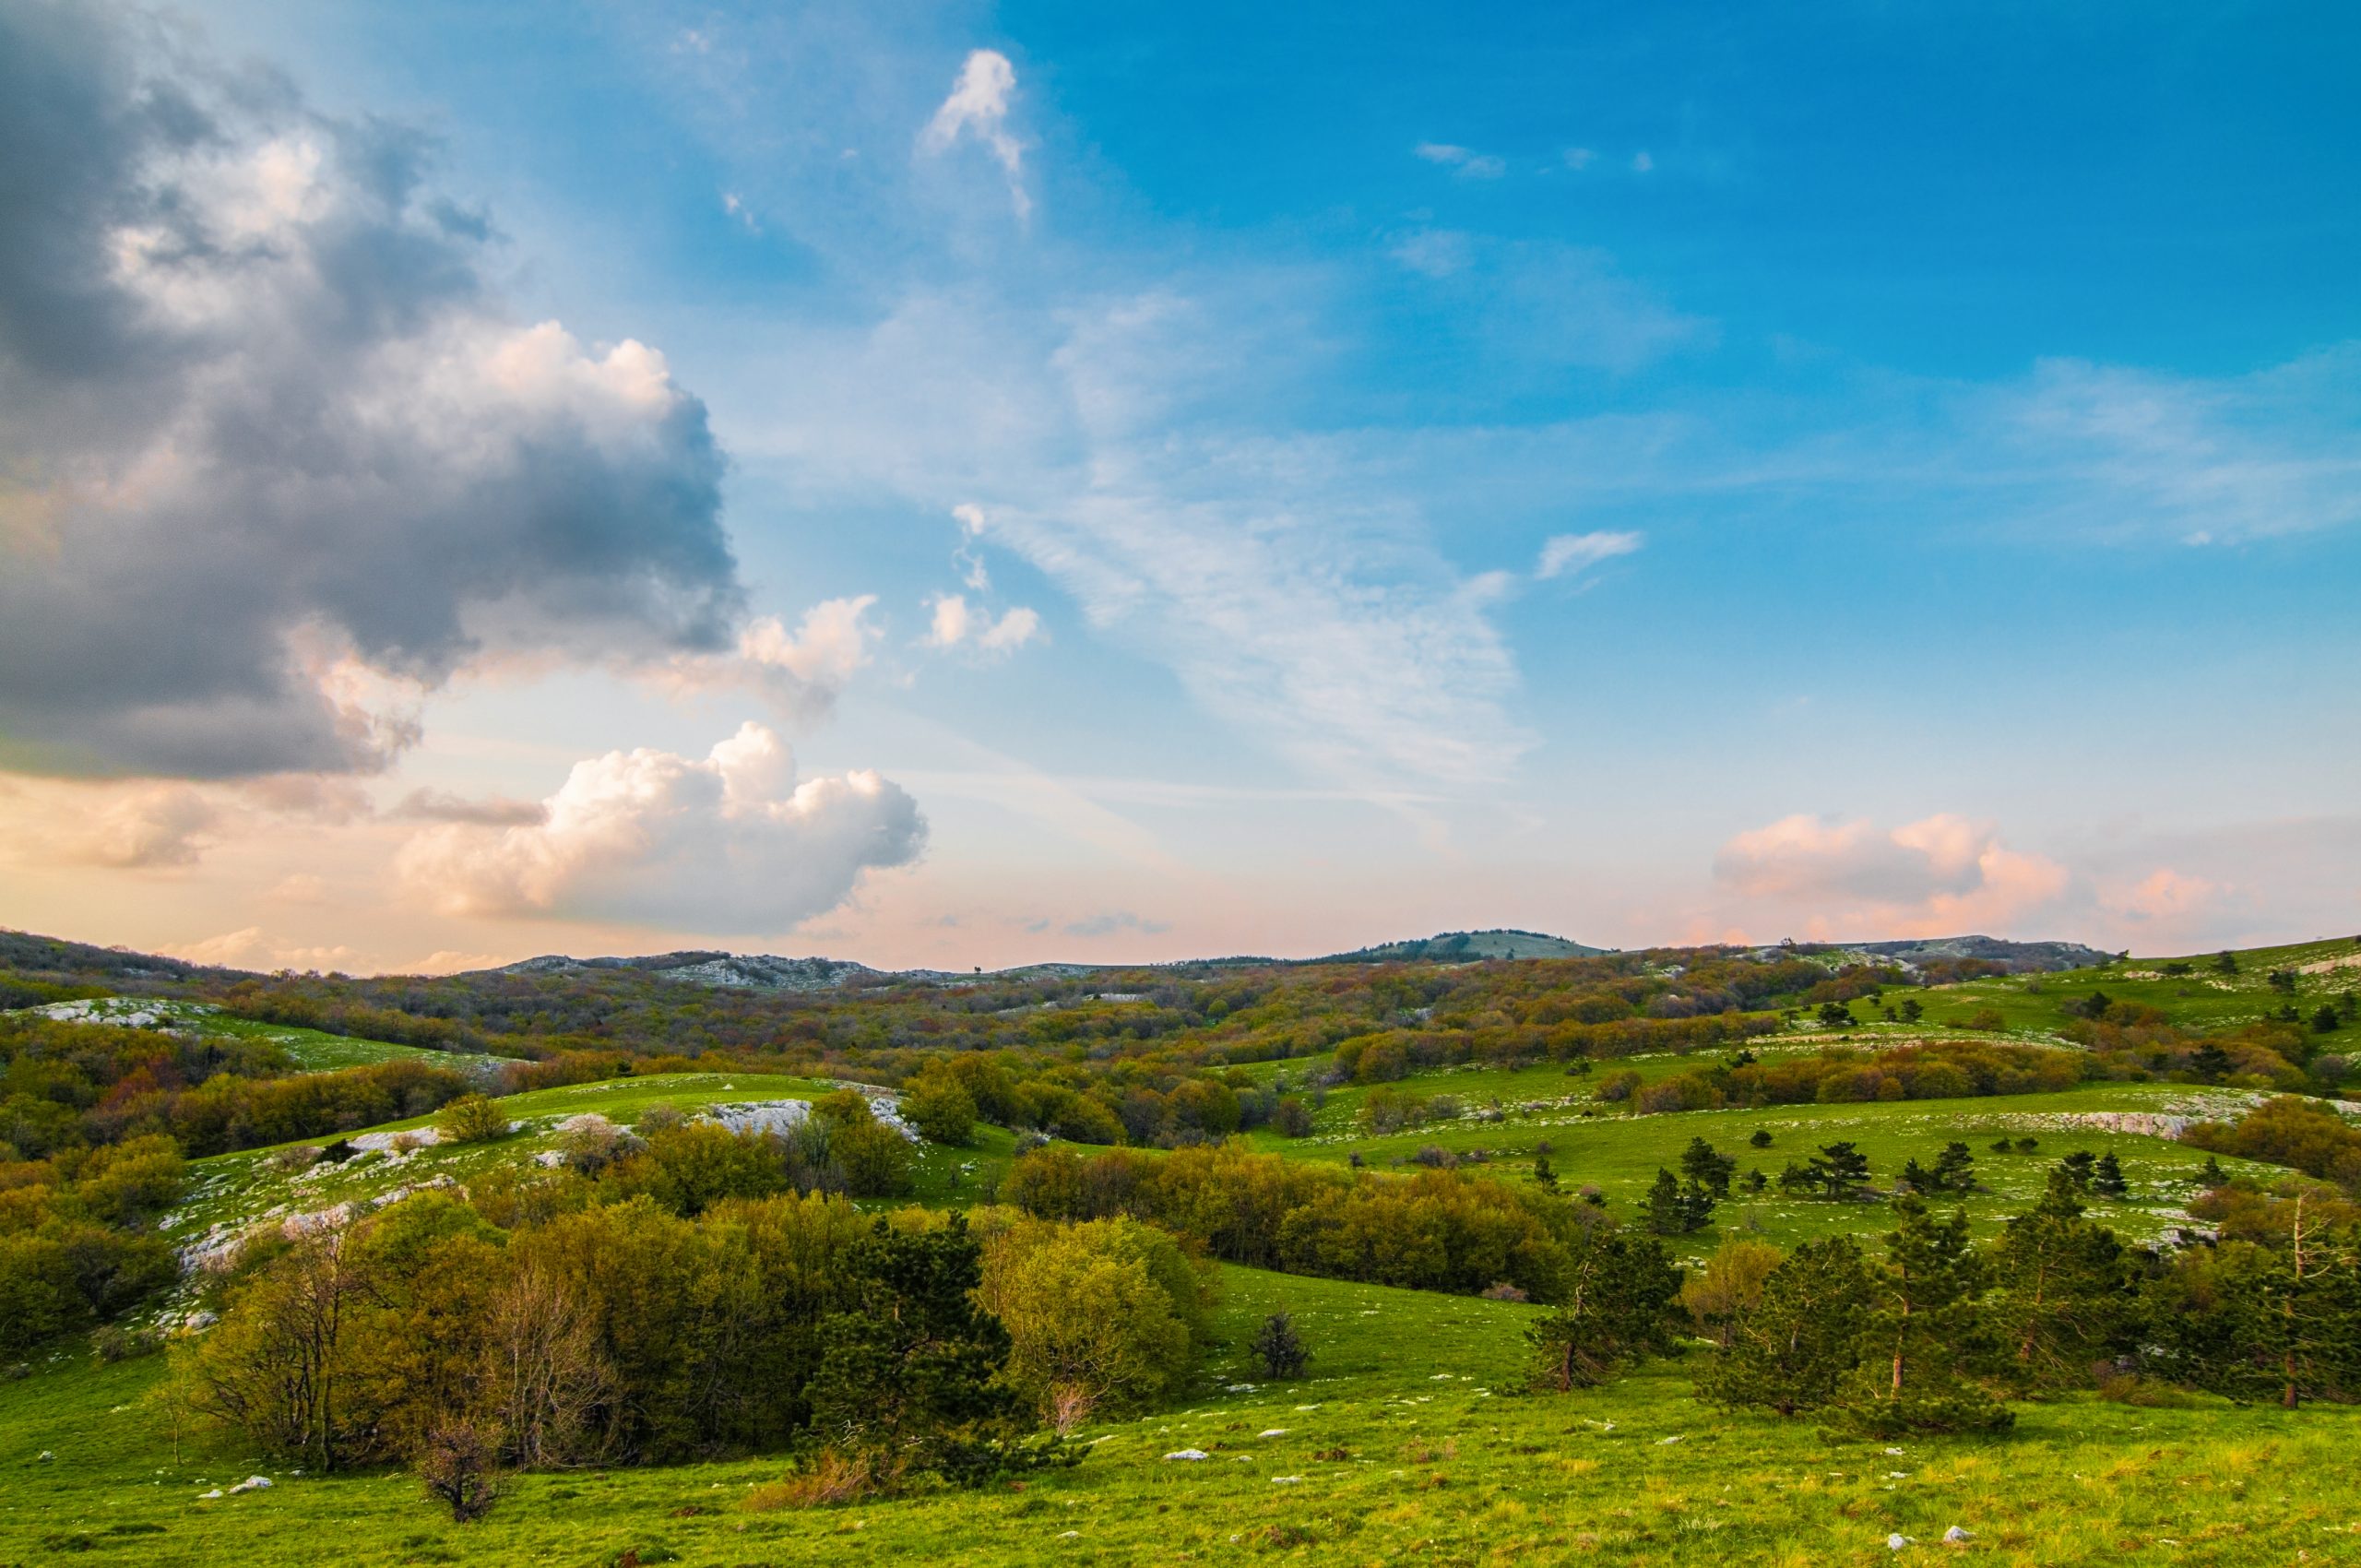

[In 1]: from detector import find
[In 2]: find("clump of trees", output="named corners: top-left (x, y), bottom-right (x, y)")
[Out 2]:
top-left (1003, 1142), bottom-right (1595, 1299)
top-left (172, 1192), bottom-right (1100, 1498)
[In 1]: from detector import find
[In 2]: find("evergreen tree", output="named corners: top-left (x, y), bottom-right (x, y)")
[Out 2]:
top-left (2198, 1156), bottom-right (2228, 1188)
top-left (2314, 1004), bottom-right (2343, 1035)
top-left (1808, 1141), bottom-right (1871, 1200)
top-left (2092, 1152), bottom-right (2129, 1198)
top-left (1749, 1128), bottom-right (1774, 1149)
top-left (1679, 1137), bottom-right (1738, 1198)
top-left (1741, 1168), bottom-right (1768, 1194)
top-left (2213, 950), bottom-right (2240, 975)
top-left (1900, 1158), bottom-right (1935, 1194)
top-left (1816, 1002), bottom-right (1856, 1029)
top-left (2150, 1214), bottom-right (2361, 1408)
top-left (1251, 1312), bottom-right (1310, 1380)
top-left (808, 1216), bottom-right (1025, 1481)
top-left (1645, 1169), bottom-right (1714, 1235)
top-left (1775, 1160), bottom-right (1818, 1194)
top-left (1696, 1235), bottom-right (1872, 1417)
top-left (2055, 1151), bottom-right (2097, 1195)
top-left (1930, 1142), bottom-right (1976, 1194)
top-left (1531, 1149), bottom-right (1559, 1194)
top-left (1987, 1180), bottom-right (2137, 1390)
top-left (1899, 997), bottom-right (1925, 1024)
top-left (2192, 1042), bottom-right (2234, 1083)
top-left (1528, 1228), bottom-right (1683, 1391)
top-left (1831, 1197), bottom-right (2011, 1436)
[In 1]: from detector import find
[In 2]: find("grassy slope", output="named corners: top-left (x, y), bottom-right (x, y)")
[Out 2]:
top-left (5, 1265), bottom-right (2358, 1567)
top-left (10, 939), bottom-right (2361, 1564)
top-left (171, 1073), bottom-right (1021, 1249)
top-left (11, 997), bottom-right (516, 1076)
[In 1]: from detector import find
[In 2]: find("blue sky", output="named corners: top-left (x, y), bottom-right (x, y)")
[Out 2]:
top-left (2, 0), bottom-right (2355, 970)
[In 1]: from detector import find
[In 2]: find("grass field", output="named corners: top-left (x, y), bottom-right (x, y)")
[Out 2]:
top-left (6, 1264), bottom-right (2359, 1567)
top-left (13, 996), bottom-right (516, 1077)
top-left (11, 941), bottom-right (2361, 1565)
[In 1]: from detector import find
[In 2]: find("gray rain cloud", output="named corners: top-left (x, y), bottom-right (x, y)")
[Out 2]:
top-left (0, 3), bottom-right (743, 778)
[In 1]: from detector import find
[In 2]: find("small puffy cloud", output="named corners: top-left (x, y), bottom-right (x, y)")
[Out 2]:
top-left (2108, 868), bottom-right (2217, 923)
top-left (1062, 910), bottom-right (1170, 939)
top-left (922, 49), bottom-right (1029, 218)
top-left (158, 928), bottom-right (358, 971)
top-left (1563, 148), bottom-right (1596, 171)
top-left (1714, 813), bottom-right (2070, 938)
top-left (922, 593), bottom-right (1041, 654)
top-left (1536, 529), bottom-right (1644, 581)
top-left (396, 722), bottom-right (925, 932)
top-left (54, 785), bottom-right (219, 869)
top-left (1414, 143), bottom-right (1506, 180)
top-left (663, 596), bottom-right (881, 720)
top-left (1631, 150), bottom-right (1655, 173)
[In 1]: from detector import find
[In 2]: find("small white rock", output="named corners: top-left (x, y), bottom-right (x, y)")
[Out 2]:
top-left (198, 1490), bottom-right (223, 1500)
top-left (1943, 1526), bottom-right (1974, 1543)
top-left (1655, 1434), bottom-right (1683, 1445)
top-left (1258, 1429), bottom-right (1287, 1438)
top-left (1270, 1476), bottom-right (1304, 1484)
top-left (1887, 1533), bottom-right (1911, 1550)
top-left (1163, 1449), bottom-right (1210, 1462)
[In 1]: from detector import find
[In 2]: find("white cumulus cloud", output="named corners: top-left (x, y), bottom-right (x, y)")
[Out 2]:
top-left (922, 593), bottom-right (1041, 654)
top-left (395, 723), bottom-right (925, 932)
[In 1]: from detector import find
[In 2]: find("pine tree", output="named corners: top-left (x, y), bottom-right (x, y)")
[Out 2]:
top-left (1987, 1180), bottom-right (2136, 1390)
top-left (2151, 1206), bottom-right (2361, 1408)
top-left (1749, 1128), bottom-right (1774, 1149)
top-left (1645, 1169), bottom-right (1714, 1234)
top-left (1900, 1158), bottom-right (1935, 1194)
top-left (2092, 1152), bottom-right (2129, 1198)
top-left (1528, 1228), bottom-right (1683, 1390)
top-left (2055, 1151), bottom-right (2096, 1195)
top-left (1930, 1142), bottom-right (1976, 1194)
top-left (2192, 1042), bottom-right (2234, 1082)
top-left (1252, 1312), bottom-right (1310, 1380)
top-left (1741, 1168), bottom-right (1768, 1194)
top-left (1808, 1141), bottom-right (1871, 1200)
top-left (1831, 1197), bottom-right (2011, 1436)
top-left (1899, 997), bottom-right (1925, 1024)
top-left (809, 1215), bottom-right (1024, 1481)
top-left (1696, 1235), bottom-right (1872, 1417)
top-left (1679, 1137), bottom-right (1737, 1198)
top-left (1531, 1149), bottom-right (1559, 1194)
top-left (2198, 1155), bottom-right (2228, 1188)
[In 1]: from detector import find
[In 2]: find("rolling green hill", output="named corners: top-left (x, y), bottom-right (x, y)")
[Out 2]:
top-left (5, 932), bottom-right (2360, 1565)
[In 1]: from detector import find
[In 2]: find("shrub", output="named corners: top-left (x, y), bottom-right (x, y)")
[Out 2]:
top-left (435, 1095), bottom-right (512, 1144)
top-left (419, 1422), bottom-right (503, 1522)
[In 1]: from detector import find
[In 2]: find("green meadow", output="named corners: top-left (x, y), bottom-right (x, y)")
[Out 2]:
top-left (7, 1264), bottom-right (2359, 1567)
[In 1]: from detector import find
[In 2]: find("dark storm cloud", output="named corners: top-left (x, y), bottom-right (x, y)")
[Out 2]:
top-left (0, 2), bottom-right (743, 778)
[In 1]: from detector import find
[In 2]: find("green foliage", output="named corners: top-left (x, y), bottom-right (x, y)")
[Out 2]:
top-left (809, 1216), bottom-right (1030, 1483)
top-left (434, 1094), bottom-right (512, 1144)
top-left (1830, 1197), bottom-right (2012, 1436)
top-left (975, 1213), bottom-right (1208, 1425)
top-left (1251, 1310), bottom-right (1311, 1380)
top-left (1696, 1235), bottom-right (1873, 1416)
top-left (1526, 1224), bottom-right (1681, 1389)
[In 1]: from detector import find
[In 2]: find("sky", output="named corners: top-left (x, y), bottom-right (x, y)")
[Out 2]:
top-left (2, 0), bottom-right (2356, 974)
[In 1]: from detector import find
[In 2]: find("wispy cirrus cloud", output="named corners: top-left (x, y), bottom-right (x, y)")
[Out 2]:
top-left (921, 49), bottom-right (1029, 219)
top-left (1414, 142), bottom-right (1506, 180)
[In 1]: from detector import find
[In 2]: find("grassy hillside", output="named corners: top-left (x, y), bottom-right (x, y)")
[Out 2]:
top-left (6, 933), bottom-right (2361, 1566)
top-left (6, 1264), bottom-right (2359, 1566)
top-left (15, 996), bottom-right (515, 1077)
